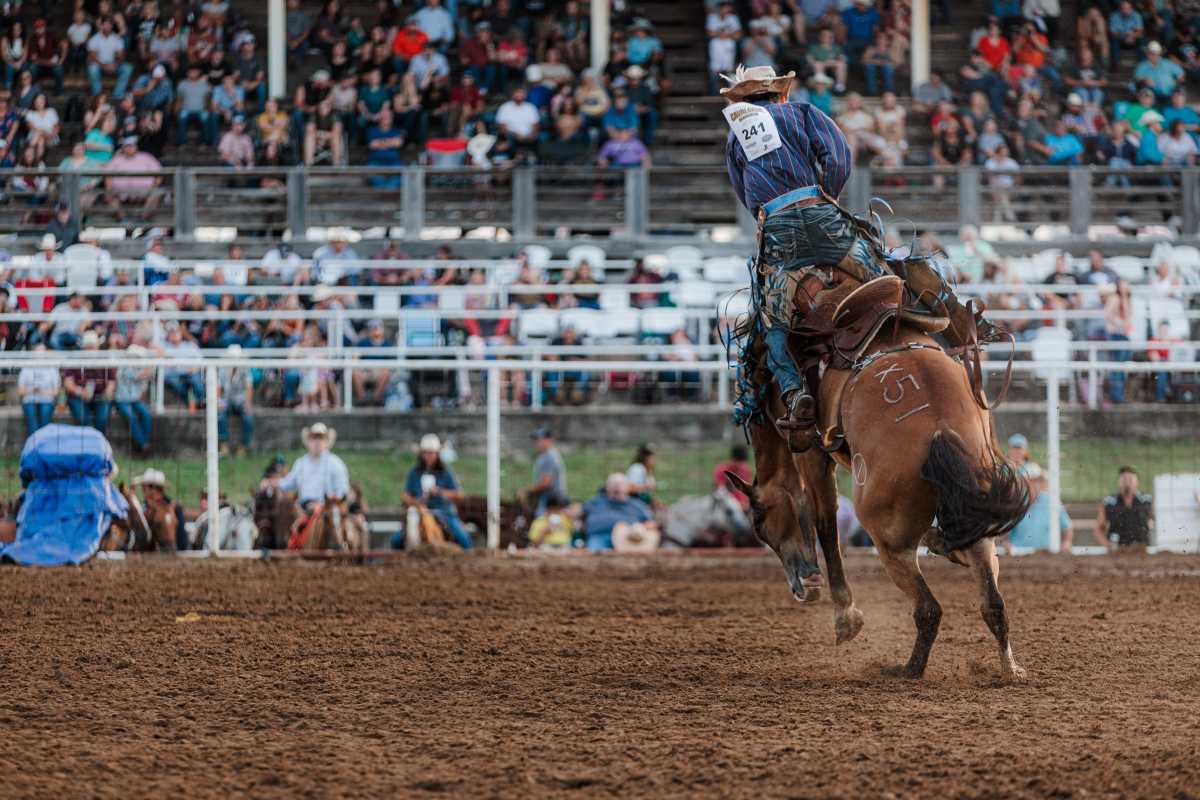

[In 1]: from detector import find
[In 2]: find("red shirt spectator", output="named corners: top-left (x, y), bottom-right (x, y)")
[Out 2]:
top-left (61, 367), bottom-right (117, 395)
top-left (392, 23), bottom-right (429, 59)
top-left (977, 34), bottom-right (1011, 71)
top-left (1013, 29), bottom-right (1049, 68)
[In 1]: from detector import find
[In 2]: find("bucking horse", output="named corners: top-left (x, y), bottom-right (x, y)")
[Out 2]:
top-left (729, 269), bottom-right (1031, 680)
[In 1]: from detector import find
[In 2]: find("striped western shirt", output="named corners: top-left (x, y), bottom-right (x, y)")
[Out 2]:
top-left (725, 100), bottom-right (853, 213)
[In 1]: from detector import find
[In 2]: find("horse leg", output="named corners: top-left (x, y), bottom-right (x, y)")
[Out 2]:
top-left (964, 538), bottom-right (1026, 681)
top-left (876, 544), bottom-right (942, 679)
top-left (803, 453), bottom-right (864, 644)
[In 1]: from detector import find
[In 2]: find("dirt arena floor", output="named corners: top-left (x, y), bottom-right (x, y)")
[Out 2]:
top-left (1, 551), bottom-right (1199, 798)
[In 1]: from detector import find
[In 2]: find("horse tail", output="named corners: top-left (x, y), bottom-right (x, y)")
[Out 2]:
top-left (920, 429), bottom-right (1032, 553)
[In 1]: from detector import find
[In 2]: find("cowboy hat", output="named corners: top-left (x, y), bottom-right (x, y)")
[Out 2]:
top-left (39, 232), bottom-right (58, 251)
top-left (720, 64), bottom-right (795, 102)
top-left (132, 468), bottom-right (168, 488)
top-left (612, 521), bottom-right (661, 553)
top-left (302, 422), bottom-right (337, 447)
top-left (624, 64), bottom-right (647, 81)
top-left (420, 433), bottom-right (442, 452)
top-left (81, 330), bottom-right (102, 348)
top-left (127, 343), bottom-right (148, 357)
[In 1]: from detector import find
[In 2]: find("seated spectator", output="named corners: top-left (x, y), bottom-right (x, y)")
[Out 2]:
top-left (115, 342), bottom-right (155, 455)
top-left (861, 29), bottom-right (898, 95)
top-left (415, 0), bottom-right (455, 50)
top-left (624, 66), bottom-right (658, 145)
top-left (1010, 98), bottom-right (1050, 164)
top-left (47, 290), bottom-right (89, 350)
top-left (1045, 118), bottom-right (1084, 165)
top-left (912, 69), bottom-right (950, 115)
top-left (176, 64), bottom-right (216, 146)
top-left (1124, 87), bottom-right (1158, 135)
top-left (1108, 0), bottom-right (1144, 64)
top-left (842, 0), bottom-right (882, 66)
top-left (66, 9), bottom-right (93, 74)
top-left (313, 229), bottom-right (360, 285)
top-left (626, 443), bottom-right (658, 506)
top-left (581, 473), bottom-right (656, 551)
top-left (627, 18), bottom-right (665, 70)
top-left (304, 96), bottom-right (344, 165)
top-left (496, 28), bottom-right (530, 91)
top-left (1136, 111), bottom-right (1165, 164)
top-left (1065, 46), bottom-right (1105, 107)
top-left (1160, 118), bottom-right (1198, 164)
top-left (959, 50), bottom-right (1006, 116)
top-left (105, 136), bottom-right (163, 217)
top-left (28, 19), bottom-right (64, 93)
top-left (218, 114), bottom-right (255, 169)
top-left (1005, 464), bottom-right (1071, 552)
top-left (496, 86), bottom-right (539, 154)
top-left (162, 323), bottom-right (205, 411)
top-left (18, 343), bottom-right (58, 437)
top-left (706, 1), bottom-right (742, 94)
top-left (742, 20), bottom-right (778, 70)
top-left (62, 330), bottom-right (115, 433)
top-left (352, 320), bottom-right (403, 406)
top-left (544, 323), bottom-right (591, 404)
top-left (597, 126), bottom-right (650, 168)
top-left (392, 16), bottom-right (429, 74)
top-left (399, 434), bottom-right (472, 550)
top-left (409, 39), bottom-right (450, 87)
top-left (356, 66), bottom-right (391, 135)
top-left (449, 71), bottom-right (485, 134)
top-left (539, 113), bottom-right (591, 164)
top-left (1135, 41), bottom-right (1183, 102)
top-left (87, 16), bottom-right (133, 98)
top-left (366, 106), bottom-right (404, 186)
top-left (1163, 88), bottom-right (1199, 134)
top-left (1095, 466), bottom-right (1151, 549)
top-left (807, 73), bottom-right (835, 114)
top-left (256, 96), bottom-right (289, 148)
top-left (212, 70), bottom-right (245, 129)
top-left (131, 63), bottom-right (174, 119)
top-left (527, 492), bottom-right (574, 549)
top-left (838, 92), bottom-right (885, 160)
top-left (1012, 20), bottom-right (1061, 92)
top-left (808, 28), bottom-right (848, 94)
top-left (1076, 7), bottom-right (1110, 66)
top-left (601, 89), bottom-right (639, 139)
top-left (45, 200), bottom-right (79, 248)
top-left (233, 36), bottom-right (266, 113)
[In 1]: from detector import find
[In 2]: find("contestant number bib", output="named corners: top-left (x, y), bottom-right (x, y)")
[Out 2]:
top-left (724, 102), bottom-right (782, 161)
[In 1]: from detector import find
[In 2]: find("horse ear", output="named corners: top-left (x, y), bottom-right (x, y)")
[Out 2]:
top-left (724, 471), bottom-right (755, 498)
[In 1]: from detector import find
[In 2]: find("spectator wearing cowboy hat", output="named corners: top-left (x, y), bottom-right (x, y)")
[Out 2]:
top-left (278, 422), bottom-right (351, 519)
top-left (131, 468), bottom-right (188, 550)
top-left (397, 434), bottom-right (472, 549)
top-left (217, 344), bottom-right (255, 455)
top-left (61, 330), bottom-right (116, 434)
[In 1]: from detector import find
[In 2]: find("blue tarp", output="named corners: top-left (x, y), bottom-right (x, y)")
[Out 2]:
top-left (1, 424), bottom-right (129, 566)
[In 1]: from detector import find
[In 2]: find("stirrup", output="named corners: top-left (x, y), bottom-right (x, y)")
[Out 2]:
top-left (776, 391), bottom-right (816, 431)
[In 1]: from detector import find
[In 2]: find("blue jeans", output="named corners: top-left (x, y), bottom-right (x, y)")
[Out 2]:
top-left (587, 531), bottom-right (614, 551)
top-left (49, 329), bottom-right (79, 350)
top-left (115, 400), bottom-right (152, 449)
top-left (218, 401), bottom-right (255, 447)
top-left (177, 109), bottom-right (217, 146)
top-left (282, 369), bottom-right (302, 404)
top-left (32, 63), bottom-right (64, 92)
top-left (87, 61), bottom-right (133, 97)
top-left (1155, 371), bottom-right (1171, 402)
top-left (864, 62), bottom-right (896, 95)
top-left (67, 396), bottom-right (112, 433)
top-left (1107, 333), bottom-right (1132, 403)
top-left (759, 201), bottom-right (885, 396)
top-left (22, 401), bottom-right (54, 436)
top-left (437, 510), bottom-right (473, 549)
top-left (165, 372), bottom-right (205, 404)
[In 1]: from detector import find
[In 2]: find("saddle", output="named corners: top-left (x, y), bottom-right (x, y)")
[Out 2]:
top-left (830, 276), bottom-right (948, 368)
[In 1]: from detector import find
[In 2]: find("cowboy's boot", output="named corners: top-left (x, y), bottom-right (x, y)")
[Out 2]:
top-left (895, 257), bottom-right (1002, 346)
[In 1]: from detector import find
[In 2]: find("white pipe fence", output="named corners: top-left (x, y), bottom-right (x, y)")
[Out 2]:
top-left (7, 353), bottom-right (1199, 557)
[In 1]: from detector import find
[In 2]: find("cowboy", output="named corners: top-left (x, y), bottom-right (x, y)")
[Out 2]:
top-left (721, 65), bottom-right (995, 432)
top-left (277, 422), bottom-right (351, 533)
top-left (131, 468), bottom-right (187, 551)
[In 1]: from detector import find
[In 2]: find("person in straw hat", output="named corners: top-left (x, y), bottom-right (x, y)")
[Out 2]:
top-left (277, 421), bottom-right (351, 530)
top-left (131, 467), bottom-right (188, 550)
top-left (396, 433), bottom-right (473, 549)
top-left (721, 64), bottom-right (999, 440)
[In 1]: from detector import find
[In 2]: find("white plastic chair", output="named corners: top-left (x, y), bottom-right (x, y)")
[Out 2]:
top-left (1107, 256), bottom-right (1148, 282)
top-left (490, 259), bottom-right (521, 286)
top-left (673, 281), bottom-right (717, 308)
top-left (522, 245), bottom-right (552, 271)
top-left (606, 309), bottom-right (641, 339)
top-left (640, 308), bottom-right (686, 336)
top-left (559, 307), bottom-right (602, 337)
top-left (665, 245), bottom-right (704, 273)
top-left (703, 255), bottom-right (747, 284)
top-left (599, 288), bottom-right (631, 311)
top-left (567, 244), bottom-right (607, 279)
top-left (373, 291), bottom-right (401, 313)
top-left (439, 289), bottom-right (466, 311)
top-left (1148, 298), bottom-right (1189, 339)
top-left (1031, 325), bottom-right (1072, 378)
top-left (518, 308), bottom-right (559, 341)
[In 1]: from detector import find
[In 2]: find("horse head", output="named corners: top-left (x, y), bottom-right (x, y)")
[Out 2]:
top-left (725, 467), bottom-right (821, 602)
top-left (710, 486), bottom-right (752, 540)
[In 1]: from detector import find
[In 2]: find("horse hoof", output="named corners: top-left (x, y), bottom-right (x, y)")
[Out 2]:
top-left (793, 587), bottom-right (820, 604)
top-left (835, 607), bottom-right (865, 645)
top-left (880, 663), bottom-right (923, 680)
top-left (1002, 664), bottom-right (1028, 683)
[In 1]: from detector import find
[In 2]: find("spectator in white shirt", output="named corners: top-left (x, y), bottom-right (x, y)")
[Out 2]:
top-left (706, 2), bottom-right (742, 93)
top-left (313, 229), bottom-right (361, 285)
top-left (87, 17), bottom-right (133, 98)
top-left (496, 86), bottom-right (540, 154)
top-left (18, 344), bottom-right (60, 436)
top-left (261, 241), bottom-right (305, 284)
top-left (408, 41), bottom-right (450, 87)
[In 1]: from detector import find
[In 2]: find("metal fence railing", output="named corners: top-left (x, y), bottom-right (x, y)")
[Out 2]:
top-left (5, 165), bottom-right (1197, 244)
